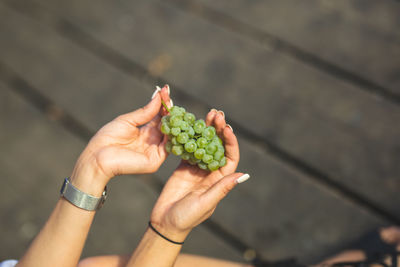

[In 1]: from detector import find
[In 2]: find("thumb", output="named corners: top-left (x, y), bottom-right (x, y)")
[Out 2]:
top-left (119, 92), bottom-right (162, 127)
top-left (201, 173), bottom-right (250, 208)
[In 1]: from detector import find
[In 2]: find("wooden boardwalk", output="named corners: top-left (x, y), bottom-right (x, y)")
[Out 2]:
top-left (0, 0), bottom-right (399, 265)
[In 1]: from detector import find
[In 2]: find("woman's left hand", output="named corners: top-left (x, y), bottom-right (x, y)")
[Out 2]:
top-left (150, 109), bottom-right (247, 243)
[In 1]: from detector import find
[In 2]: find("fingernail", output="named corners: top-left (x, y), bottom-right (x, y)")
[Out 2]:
top-left (226, 124), bottom-right (233, 132)
top-left (152, 86), bottom-right (162, 99)
top-left (166, 84), bottom-right (170, 95)
top-left (236, 174), bottom-right (250, 184)
top-left (169, 99), bottom-right (174, 107)
top-left (211, 108), bottom-right (218, 113)
top-left (218, 110), bottom-right (225, 118)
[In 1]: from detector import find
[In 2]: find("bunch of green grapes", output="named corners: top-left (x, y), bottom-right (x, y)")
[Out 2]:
top-left (161, 105), bottom-right (226, 171)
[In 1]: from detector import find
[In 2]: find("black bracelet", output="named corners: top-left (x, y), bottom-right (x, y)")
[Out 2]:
top-left (148, 221), bottom-right (184, 245)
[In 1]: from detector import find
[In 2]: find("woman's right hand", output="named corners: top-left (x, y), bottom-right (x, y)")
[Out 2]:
top-left (69, 86), bottom-right (172, 194)
top-left (149, 109), bottom-right (249, 242)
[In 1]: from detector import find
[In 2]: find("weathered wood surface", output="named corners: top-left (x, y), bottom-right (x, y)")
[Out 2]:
top-left (197, 0), bottom-right (400, 96)
top-left (0, 0), bottom-right (398, 264)
top-left (0, 8), bottom-right (242, 264)
top-left (0, 3), bottom-right (388, 264)
top-left (18, 0), bottom-right (400, 218)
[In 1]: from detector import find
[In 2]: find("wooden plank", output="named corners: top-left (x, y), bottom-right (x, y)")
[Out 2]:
top-left (0, 4), bottom-right (389, 264)
top-left (18, 0), bottom-right (400, 219)
top-left (197, 0), bottom-right (400, 96)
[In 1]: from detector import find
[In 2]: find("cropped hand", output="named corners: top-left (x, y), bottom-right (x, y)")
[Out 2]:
top-left (150, 109), bottom-right (248, 242)
top-left (71, 86), bottom-right (172, 189)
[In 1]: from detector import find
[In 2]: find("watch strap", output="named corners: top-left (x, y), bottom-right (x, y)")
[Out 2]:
top-left (60, 178), bottom-right (107, 211)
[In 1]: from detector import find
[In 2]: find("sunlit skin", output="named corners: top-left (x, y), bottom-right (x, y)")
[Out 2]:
top-left (72, 87), bottom-right (170, 183)
top-left (125, 93), bottom-right (244, 267)
top-left (150, 103), bottom-right (240, 242)
top-left (16, 86), bottom-right (172, 267)
top-left (15, 85), bottom-right (248, 267)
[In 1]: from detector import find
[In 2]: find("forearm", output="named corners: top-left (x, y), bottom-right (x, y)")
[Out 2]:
top-left (126, 227), bottom-right (187, 267)
top-left (17, 158), bottom-right (108, 267)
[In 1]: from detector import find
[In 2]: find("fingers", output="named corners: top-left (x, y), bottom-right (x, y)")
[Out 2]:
top-left (213, 111), bottom-right (226, 137)
top-left (159, 85), bottom-right (172, 115)
top-left (201, 173), bottom-right (250, 208)
top-left (205, 109), bottom-right (217, 126)
top-left (158, 134), bottom-right (169, 160)
top-left (109, 146), bottom-right (166, 175)
top-left (206, 108), bottom-right (239, 172)
top-left (221, 124), bottom-right (240, 171)
top-left (118, 90), bottom-right (162, 127)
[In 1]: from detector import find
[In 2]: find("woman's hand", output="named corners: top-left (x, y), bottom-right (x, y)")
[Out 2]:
top-left (150, 109), bottom-right (248, 242)
top-left (70, 86), bottom-right (172, 193)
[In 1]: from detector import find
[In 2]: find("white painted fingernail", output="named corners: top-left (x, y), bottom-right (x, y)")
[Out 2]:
top-left (236, 174), bottom-right (250, 184)
top-left (152, 86), bottom-right (162, 99)
top-left (226, 124), bottom-right (233, 132)
top-left (166, 84), bottom-right (170, 95)
top-left (169, 99), bottom-right (174, 107)
top-left (218, 110), bottom-right (225, 118)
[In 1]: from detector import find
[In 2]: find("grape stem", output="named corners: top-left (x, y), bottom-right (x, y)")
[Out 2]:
top-left (161, 99), bottom-right (171, 113)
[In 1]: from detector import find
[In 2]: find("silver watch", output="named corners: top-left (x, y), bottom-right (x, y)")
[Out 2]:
top-left (60, 178), bottom-right (107, 211)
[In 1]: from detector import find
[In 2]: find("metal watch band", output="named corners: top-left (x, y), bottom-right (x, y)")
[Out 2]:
top-left (60, 178), bottom-right (107, 211)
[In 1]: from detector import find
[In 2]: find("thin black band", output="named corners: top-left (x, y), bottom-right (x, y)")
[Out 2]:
top-left (148, 221), bottom-right (184, 245)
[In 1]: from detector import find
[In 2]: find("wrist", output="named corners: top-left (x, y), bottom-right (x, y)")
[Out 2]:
top-left (149, 221), bottom-right (190, 244)
top-left (70, 153), bottom-right (109, 197)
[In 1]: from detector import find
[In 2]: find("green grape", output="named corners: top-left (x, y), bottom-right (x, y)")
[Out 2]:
top-left (161, 115), bottom-right (170, 124)
top-left (184, 112), bottom-right (196, 123)
top-left (196, 137), bottom-right (208, 148)
top-left (184, 140), bottom-right (197, 153)
top-left (170, 115), bottom-right (182, 127)
top-left (171, 136), bottom-right (179, 145)
top-left (172, 145), bottom-right (183, 156)
top-left (202, 154), bottom-right (213, 164)
top-left (205, 143), bottom-right (217, 155)
top-left (162, 105), bottom-right (225, 172)
top-left (202, 126), bottom-right (216, 140)
top-left (194, 148), bottom-right (205, 159)
top-left (177, 132), bottom-right (189, 144)
top-left (208, 161), bottom-right (220, 171)
top-left (188, 158), bottom-right (198, 165)
top-left (219, 157), bottom-right (227, 167)
top-left (213, 150), bottom-right (224, 161)
top-left (190, 154), bottom-right (201, 163)
top-left (170, 106), bottom-right (184, 116)
top-left (217, 145), bottom-right (225, 153)
top-left (181, 152), bottom-right (191, 160)
top-left (179, 107), bottom-right (186, 114)
top-left (187, 127), bottom-right (195, 138)
top-left (171, 127), bottom-right (181, 136)
top-left (165, 141), bottom-right (173, 153)
top-left (193, 119), bottom-right (206, 134)
top-left (212, 136), bottom-right (223, 145)
top-left (180, 121), bottom-right (190, 131)
top-left (198, 162), bottom-right (208, 170)
top-left (161, 123), bottom-right (170, 135)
